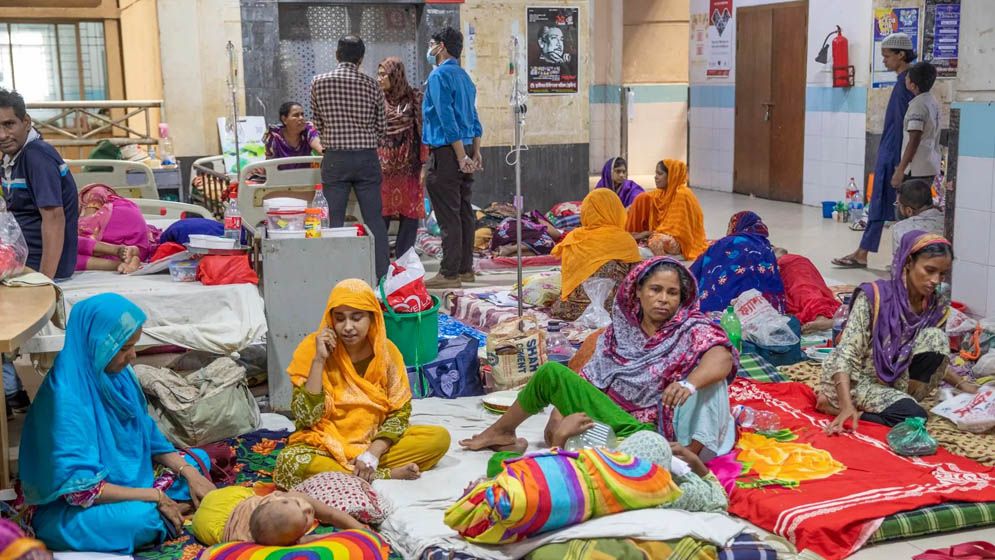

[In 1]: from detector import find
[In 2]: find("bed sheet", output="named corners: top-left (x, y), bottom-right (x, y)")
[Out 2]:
top-left (444, 287), bottom-right (553, 333)
top-left (376, 397), bottom-right (746, 560)
top-left (26, 271), bottom-right (266, 355)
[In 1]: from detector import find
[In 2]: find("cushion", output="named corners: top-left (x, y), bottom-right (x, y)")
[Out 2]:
top-left (197, 529), bottom-right (392, 559)
top-left (291, 472), bottom-right (393, 525)
top-left (444, 448), bottom-right (682, 545)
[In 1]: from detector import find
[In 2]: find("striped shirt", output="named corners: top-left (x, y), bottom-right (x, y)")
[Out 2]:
top-left (310, 62), bottom-right (386, 151)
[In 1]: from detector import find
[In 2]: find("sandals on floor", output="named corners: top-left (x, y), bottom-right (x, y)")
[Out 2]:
top-left (848, 222), bottom-right (866, 231)
top-left (832, 256), bottom-right (868, 269)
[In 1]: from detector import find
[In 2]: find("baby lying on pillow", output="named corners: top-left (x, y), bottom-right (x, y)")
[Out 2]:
top-left (191, 486), bottom-right (365, 546)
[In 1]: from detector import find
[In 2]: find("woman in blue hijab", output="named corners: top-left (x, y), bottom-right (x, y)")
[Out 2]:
top-left (20, 294), bottom-right (215, 553)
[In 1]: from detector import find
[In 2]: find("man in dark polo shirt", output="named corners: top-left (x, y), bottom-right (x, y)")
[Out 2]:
top-left (0, 88), bottom-right (78, 414)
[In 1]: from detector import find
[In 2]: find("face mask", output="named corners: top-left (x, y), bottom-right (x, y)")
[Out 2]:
top-left (426, 46), bottom-right (439, 66)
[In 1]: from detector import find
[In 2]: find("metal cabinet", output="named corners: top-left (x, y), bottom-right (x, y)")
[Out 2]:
top-left (262, 235), bottom-right (375, 411)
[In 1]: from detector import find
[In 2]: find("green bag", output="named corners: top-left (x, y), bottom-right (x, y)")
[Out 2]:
top-left (887, 417), bottom-right (937, 456)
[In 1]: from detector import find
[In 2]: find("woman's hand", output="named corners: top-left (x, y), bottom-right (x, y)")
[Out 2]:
top-left (156, 491), bottom-right (184, 535)
top-left (314, 328), bottom-right (336, 364)
top-left (825, 405), bottom-right (860, 435)
top-left (184, 470), bottom-right (216, 507)
top-left (662, 381), bottom-right (695, 409)
top-left (669, 442), bottom-right (709, 477)
top-left (354, 453), bottom-right (378, 483)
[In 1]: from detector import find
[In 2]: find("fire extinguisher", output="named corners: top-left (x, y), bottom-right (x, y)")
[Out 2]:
top-left (832, 26), bottom-right (854, 88)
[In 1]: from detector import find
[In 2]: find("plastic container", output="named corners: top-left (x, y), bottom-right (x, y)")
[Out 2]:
top-left (564, 421), bottom-right (617, 451)
top-left (322, 226), bottom-right (359, 238)
top-left (720, 305), bottom-right (742, 353)
top-left (732, 405), bottom-right (780, 431)
top-left (168, 259), bottom-right (199, 282)
top-left (263, 197), bottom-right (307, 213)
top-left (267, 208), bottom-right (306, 231)
top-left (268, 229), bottom-right (305, 240)
top-left (545, 320), bottom-right (575, 364)
top-left (382, 294), bottom-right (441, 367)
top-left (822, 201), bottom-right (836, 219)
top-left (304, 208), bottom-right (323, 238)
top-left (188, 234), bottom-right (236, 249)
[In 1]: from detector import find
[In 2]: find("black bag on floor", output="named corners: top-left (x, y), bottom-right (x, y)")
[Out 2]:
top-left (408, 335), bottom-right (483, 399)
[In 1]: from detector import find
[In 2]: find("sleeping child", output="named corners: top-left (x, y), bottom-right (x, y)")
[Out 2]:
top-left (191, 486), bottom-right (365, 547)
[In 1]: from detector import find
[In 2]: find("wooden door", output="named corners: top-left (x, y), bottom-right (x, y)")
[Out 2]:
top-left (734, 7), bottom-right (773, 198)
top-left (734, 1), bottom-right (807, 202)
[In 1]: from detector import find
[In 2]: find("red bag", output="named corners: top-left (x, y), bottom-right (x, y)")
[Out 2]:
top-left (150, 242), bottom-right (186, 262)
top-left (196, 255), bottom-right (258, 286)
top-left (183, 442), bottom-right (238, 486)
top-left (378, 247), bottom-right (431, 313)
top-left (913, 542), bottom-right (995, 560)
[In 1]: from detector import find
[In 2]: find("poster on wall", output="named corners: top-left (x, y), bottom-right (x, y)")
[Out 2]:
top-left (923, 0), bottom-right (959, 77)
top-left (706, 0), bottom-right (733, 79)
top-left (872, 7), bottom-right (920, 88)
top-left (216, 117), bottom-right (266, 175)
top-left (527, 7), bottom-right (579, 94)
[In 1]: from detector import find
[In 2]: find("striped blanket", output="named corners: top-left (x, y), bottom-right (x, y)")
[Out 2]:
top-left (444, 448), bottom-right (682, 545)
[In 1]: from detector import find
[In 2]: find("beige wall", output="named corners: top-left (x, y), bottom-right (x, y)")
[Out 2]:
top-left (459, 0), bottom-right (591, 148)
top-left (120, 0), bottom-right (162, 134)
top-left (623, 0), bottom-right (689, 84)
top-left (156, 0), bottom-right (243, 156)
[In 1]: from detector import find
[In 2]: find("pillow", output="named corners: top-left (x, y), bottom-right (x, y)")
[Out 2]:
top-left (197, 529), bottom-right (391, 560)
top-left (291, 472), bottom-right (393, 525)
top-left (444, 447), bottom-right (682, 545)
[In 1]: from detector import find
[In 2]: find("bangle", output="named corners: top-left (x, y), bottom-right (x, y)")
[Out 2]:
top-left (677, 380), bottom-right (697, 395)
top-left (177, 464), bottom-right (190, 477)
top-left (155, 488), bottom-right (163, 505)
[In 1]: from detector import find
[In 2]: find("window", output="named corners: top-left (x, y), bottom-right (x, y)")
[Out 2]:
top-left (0, 21), bottom-right (108, 102)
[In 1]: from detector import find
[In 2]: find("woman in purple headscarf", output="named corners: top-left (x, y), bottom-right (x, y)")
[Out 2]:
top-left (595, 157), bottom-right (644, 207)
top-left (818, 230), bottom-right (979, 435)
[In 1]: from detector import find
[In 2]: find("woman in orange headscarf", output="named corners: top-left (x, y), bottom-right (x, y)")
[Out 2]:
top-left (273, 279), bottom-right (450, 488)
top-left (625, 159), bottom-right (708, 261)
top-left (551, 189), bottom-right (642, 321)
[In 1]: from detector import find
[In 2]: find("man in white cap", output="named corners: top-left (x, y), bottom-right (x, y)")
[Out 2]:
top-left (833, 32), bottom-right (916, 269)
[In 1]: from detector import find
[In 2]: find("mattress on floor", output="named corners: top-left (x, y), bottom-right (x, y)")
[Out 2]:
top-left (444, 286), bottom-right (553, 332)
top-left (26, 271), bottom-right (266, 355)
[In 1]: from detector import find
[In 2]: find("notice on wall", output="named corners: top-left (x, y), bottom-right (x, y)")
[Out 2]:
top-left (923, 0), bottom-right (959, 78)
top-left (706, 0), bottom-right (733, 79)
top-left (527, 7), bottom-right (579, 94)
top-left (216, 116), bottom-right (266, 175)
top-left (872, 7), bottom-right (920, 88)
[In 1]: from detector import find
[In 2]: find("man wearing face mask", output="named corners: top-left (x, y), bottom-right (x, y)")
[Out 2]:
top-left (421, 27), bottom-right (484, 290)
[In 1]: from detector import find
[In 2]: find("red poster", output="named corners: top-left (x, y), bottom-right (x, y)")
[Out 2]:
top-left (707, 0), bottom-right (733, 78)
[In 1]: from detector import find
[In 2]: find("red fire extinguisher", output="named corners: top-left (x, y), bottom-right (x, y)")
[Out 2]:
top-left (832, 26), bottom-right (854, 88)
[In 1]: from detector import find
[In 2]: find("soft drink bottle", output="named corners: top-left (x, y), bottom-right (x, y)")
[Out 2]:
top-left (312, 184), bottom-right (329, 228)
top-left (720, 305), bottom-right (742, 352)
top-left (846, 177), bottom-right (858, 204)
top-left (223, 198), bottom-right (242, 241)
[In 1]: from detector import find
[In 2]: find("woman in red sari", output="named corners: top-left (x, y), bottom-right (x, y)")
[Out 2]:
top-left (376, 58), bottom-right (427, 258)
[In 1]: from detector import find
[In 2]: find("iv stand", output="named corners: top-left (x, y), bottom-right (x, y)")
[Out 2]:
top-left (226, 41), bottom-right (242, 179)
top-left (509, 36), bottom-right (528, 319)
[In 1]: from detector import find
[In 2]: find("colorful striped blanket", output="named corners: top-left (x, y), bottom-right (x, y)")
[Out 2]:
top-left (444, 448), bottom-right (682, 545)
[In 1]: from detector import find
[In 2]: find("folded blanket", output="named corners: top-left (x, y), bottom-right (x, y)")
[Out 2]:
top-left (444, 448), bottom-right (681, 545)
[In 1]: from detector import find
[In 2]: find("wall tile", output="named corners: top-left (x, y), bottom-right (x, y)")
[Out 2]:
top-left (846, 165), bottom-right (865, 188)
top-left (822, 161), bottom-right (847, 189)
top-left (988, 266), bottom-right (995, 318)
top-left (848, 113), bottom-right (866, 139)
top-left (805, 135), bottom-right (822, 163)
top-left (955, 156), bottom-right (994, 213)
top-left (952, 260), bottom-right (989, 317)
top-left (823, 137), bottom-right (848, 164)
top-left (847, 138), bottom-right (865, 166)
top-left (805, 112), bottom-right (822, 136)
top-left (714, 108), bottom-right (734, 130)
top-left (990, 218), bottom-right (995, 266)
top-left (953, 208), bottom-right (992, 265)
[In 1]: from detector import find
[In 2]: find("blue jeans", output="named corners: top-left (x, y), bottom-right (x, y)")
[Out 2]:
top-left (2, 358), bottom-right (22, 398)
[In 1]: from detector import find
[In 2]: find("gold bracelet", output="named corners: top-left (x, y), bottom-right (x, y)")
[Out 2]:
top-left (177, 464), bottom-right (190, 477)
top-left (155, 488), bottom-right (163, 505)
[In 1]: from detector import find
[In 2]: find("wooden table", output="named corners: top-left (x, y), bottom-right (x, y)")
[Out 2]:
top-left (0, 278), bottom-right (57, 488)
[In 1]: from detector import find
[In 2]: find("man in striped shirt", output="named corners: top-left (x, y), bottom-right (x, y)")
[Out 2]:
top-left (311, 35), bottom-right (389, 279)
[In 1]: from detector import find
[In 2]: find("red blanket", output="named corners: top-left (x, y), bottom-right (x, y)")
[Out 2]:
top-left (777, 254), bottom-right (841, 324)
top-left (728, 379), bottom-right (995, 560)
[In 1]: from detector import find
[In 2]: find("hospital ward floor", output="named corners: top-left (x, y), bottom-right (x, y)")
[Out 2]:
top-left (7, 187), bottom-right (992, 558)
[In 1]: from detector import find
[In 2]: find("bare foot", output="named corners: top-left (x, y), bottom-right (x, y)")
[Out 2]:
top-left (389, 463), bottom-right (421, 480)
top-left (802, 316), bottom-right (834, 334)
top-left (117, 255), bottom-right (141, 274)
top-left (544, 411), bottom-right (564, 447)
top-left (459, 427), bottom-right (520, 451)
top-left (815, 393), bottom-right (840, 416)
top-left (490, 437), bottom-right (528, 454)
top-left (121, 245), bottom-right (140, 261)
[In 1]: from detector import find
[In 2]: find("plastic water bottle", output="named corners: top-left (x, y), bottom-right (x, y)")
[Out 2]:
top-left (311, 184), bottom-right (329, 228)
top-left (546, 320), bottom-right (575, 364)
top-left (846, 177), bottom-right (859, 204)
top-left (564, 421), bottom-right (617, 451)
top-left (223, 198), bottom-right (242, 241)
top-left (732, 405), bottom-right (780, 431)
top-left (720, 306), bottom-right (742, 352)
top-left (831, 295), bottom-right (851, 345)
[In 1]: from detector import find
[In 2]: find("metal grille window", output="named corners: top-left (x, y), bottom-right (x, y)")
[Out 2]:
top-left (0, 21), bottom-right (108, 102)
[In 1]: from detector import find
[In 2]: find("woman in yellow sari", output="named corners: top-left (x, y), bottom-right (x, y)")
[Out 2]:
top-left (273, 279), bottom-right (451, 488)
top-left (551, 189), bottom-right (642, 321)
top-left (625, 159), bottom-right (708, 261)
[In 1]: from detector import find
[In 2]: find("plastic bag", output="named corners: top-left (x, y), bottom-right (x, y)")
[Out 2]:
top-left (196, 255), bottom-right (259, 286)
top-left (517, 271), bottom-right (561, 307)
top-left (733, 289), bottom-right (800, 347)
top-left (378, 247), bottom-right (431, 313)
top-left (577, 278), bottom-right (613, 329)
top-left (887, 417), bottom-right (938, 456)
top-left (946, 307), bottom-right (978, 336)
top-left (975, 349), bottom-right (995, 377)
top-left (0, 210), bottom-right (28, 281)
top-left (931, 385), bottom-right (995, 434)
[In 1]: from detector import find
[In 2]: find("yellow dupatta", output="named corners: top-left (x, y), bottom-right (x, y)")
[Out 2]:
top-left (625, 160), bottom-right (708, 260)
top-left (286, 279), bottom-right (411, 467)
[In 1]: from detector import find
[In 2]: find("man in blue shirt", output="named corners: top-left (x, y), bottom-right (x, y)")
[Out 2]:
top-left (422, 27), bottom-right (484, 289)
top-left (0, 89), bottom-right (78, 415)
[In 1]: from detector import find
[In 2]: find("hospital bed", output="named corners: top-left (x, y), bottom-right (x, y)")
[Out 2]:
top-left (65, 159), bottom-right (159, 200)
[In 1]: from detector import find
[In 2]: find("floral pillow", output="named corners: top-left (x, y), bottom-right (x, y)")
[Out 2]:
top-left (292, 472), bottom-right (393, 525)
